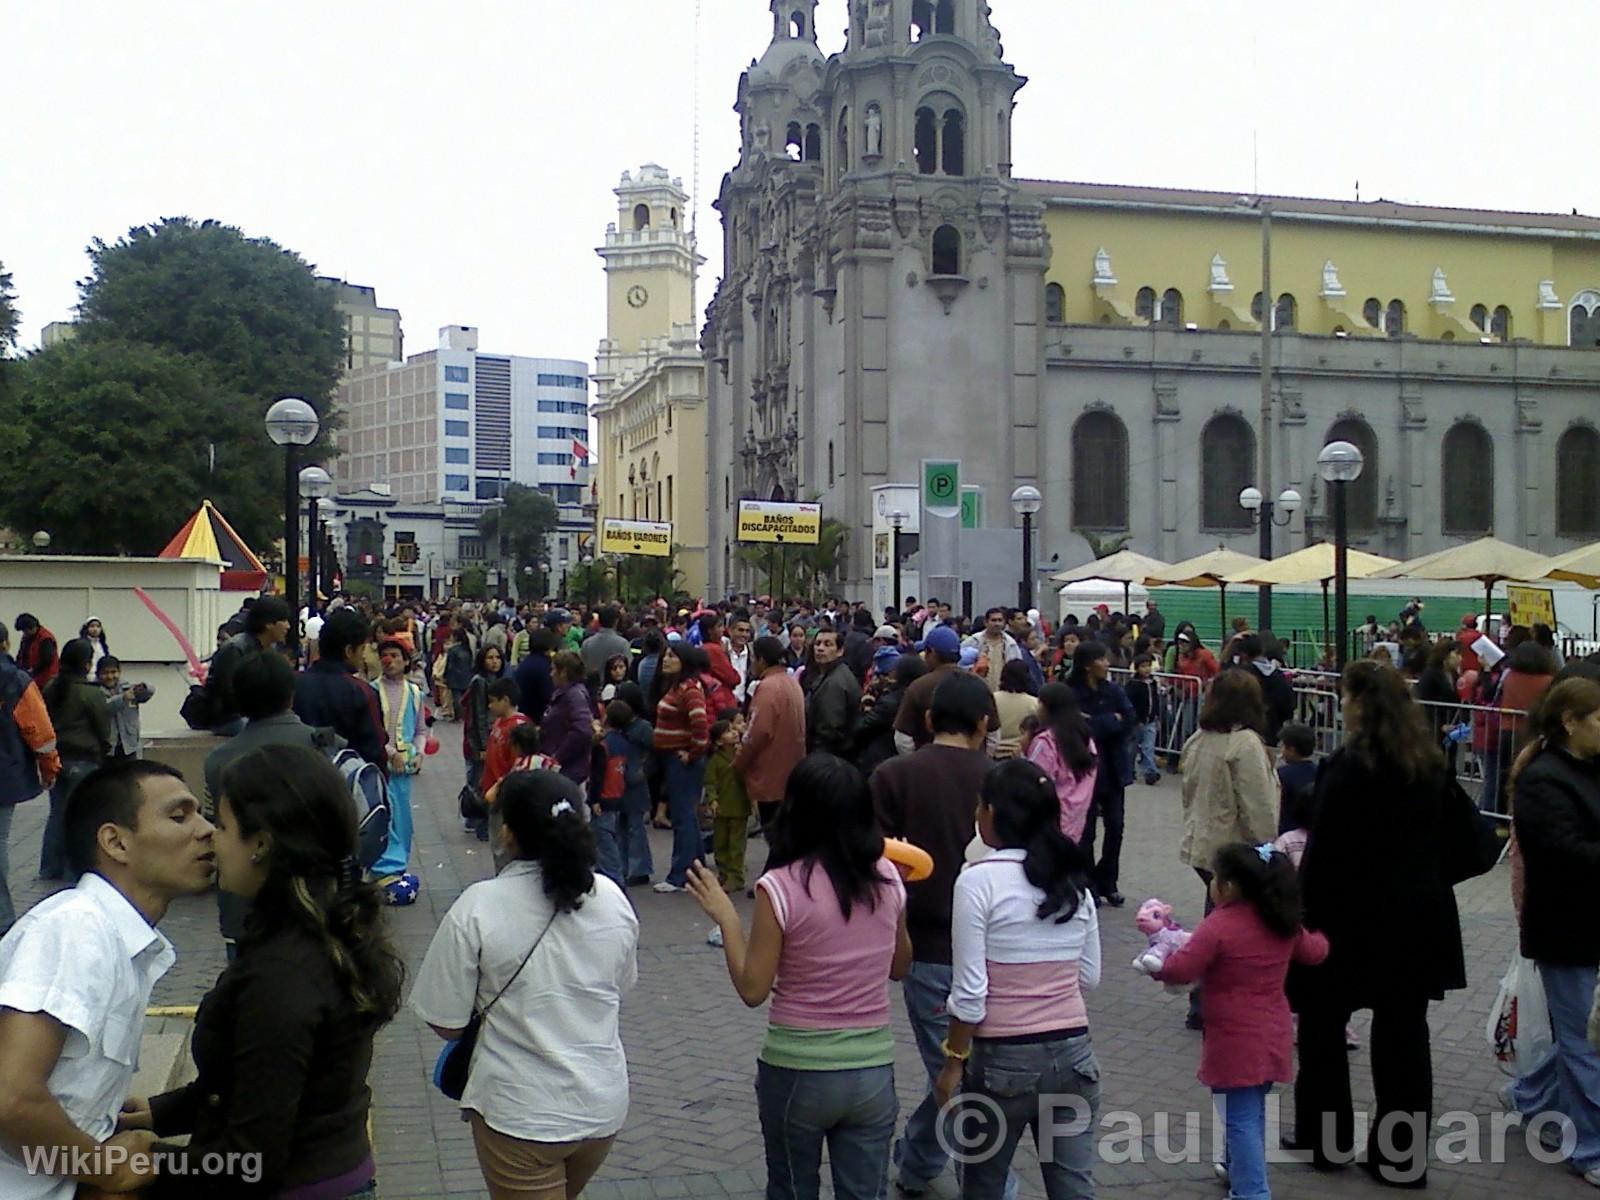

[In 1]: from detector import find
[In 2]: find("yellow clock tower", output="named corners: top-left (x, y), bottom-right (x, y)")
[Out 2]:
top-left (593, 164), bottom-right (710, 598)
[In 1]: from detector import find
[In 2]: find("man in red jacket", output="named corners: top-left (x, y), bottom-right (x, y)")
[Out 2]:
top-left (13, 615), bottom-right (57, 688)
top-left (698, 613), bottom-right (743, 700)
top-left (734, 636), bottom-right (805, 882)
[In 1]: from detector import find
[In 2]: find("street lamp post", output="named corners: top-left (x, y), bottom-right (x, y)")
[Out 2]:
top-left (887, 510), bottom-right (907, 614)
top-left (265, 398), bottom-right (320, 659)
top-left (1318, 441), bottom-right (1365, 670)
top-left (1010, 486), bottom-right (1042, 613)
top-left (1238, 485), bottom-right (1302, 630)
top-left (299, 465), bottom-right (333, 619)
top-left (30, 531), bottom-right (51, 553)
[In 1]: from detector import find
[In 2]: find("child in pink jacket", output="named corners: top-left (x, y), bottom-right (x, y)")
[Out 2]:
top-left (1024, 683), bottom-right (1100, 843)
top-left (1156, 842), bottom-right (1330, 1200)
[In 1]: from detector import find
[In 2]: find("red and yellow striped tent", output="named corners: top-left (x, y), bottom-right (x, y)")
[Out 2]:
top-left (159, 500), bottom-right (268, 592)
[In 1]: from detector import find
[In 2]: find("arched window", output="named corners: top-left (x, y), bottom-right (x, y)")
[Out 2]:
top-left (931, 225), bottom-right (961, 276)
top-left (914, 107), bottom-right (937, 174)
top-left (1571, 291), bottom-right (1600, 348)
top-left (1275, 294), bottom-right (1297, 331)
top-left (1159, 288), bottom-right (1183, 327)
top-left (1470, 303), bottom-right (1488, 331)
top-left (1558, 426), bottom-right (1600, 536)
top-left (1385, 299), bottom-right (1406, 337)
top-left (1326, 418), bottom-right (1380, 532)
top-left (1044, 283), bottom-right (1065, 324)
top-left (1491, 305), bottom-right (1511, 341)
top-left (1072, 411), bottom-right (1129, 530)
top-left (669, 208), bottom-right (678, 227)
top-left (1363, 297), bottom-right (1382, 329)
top-left (836, 107), bottom-right (849, 174)
top-left (785, 121), bottom-right (804, 160)
top-left (936, 0), bottom-right (956, 33)
top-left (910, 0), bottom-right (931, 39)
top-left (632, 204), bottom-right (650, 231)
top-left (1135, 287), bottom-right (1156, 321)
top-left (1251, 292), bottom-right (1264, 323)
top-left (941, 108), bottom-right (965, 175)
top-left (1442, 422), bottom-right (1494, 535)
top-left (1201, 413), bottom-right (1256, 531)
top-left (804, 123), bottom-right (822, 163)
top-left (790, 10), bottom-right (807, 37)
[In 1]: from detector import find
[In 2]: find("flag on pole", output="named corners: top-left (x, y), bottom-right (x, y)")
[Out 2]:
top-left (571, 439), bottom-right (589, 481)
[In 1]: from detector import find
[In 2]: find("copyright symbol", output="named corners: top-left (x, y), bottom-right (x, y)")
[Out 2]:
top-left (936, 1091), bottom-right (1007, 1166)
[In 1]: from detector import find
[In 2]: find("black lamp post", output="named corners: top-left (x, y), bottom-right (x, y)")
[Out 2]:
top-left (265, 398), bottom-right (319, 659)
top-left (299, 465), bottom-right (333, 618)
top-left (888, 509), bottom-right (907, 613)
top-left (1239, 484), bottom-right (1302, 630)
top-left (1318, 440), bottom-right (1366, 670)
top-left (1011, 485), bottom-right (1042, 613)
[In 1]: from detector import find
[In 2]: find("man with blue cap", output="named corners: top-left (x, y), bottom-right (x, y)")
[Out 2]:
top-left (891, 625), bottom-right (1000, 756)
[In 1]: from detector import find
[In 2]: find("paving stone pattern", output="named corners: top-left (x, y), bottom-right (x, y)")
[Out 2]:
top-left (5, 737), bottom-right (1592, 1199)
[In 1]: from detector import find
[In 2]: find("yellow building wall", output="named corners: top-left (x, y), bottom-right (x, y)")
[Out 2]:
top-left (603, 262), bottom-right (696, 356)
top-left (1044, 206), bottom-right (1600, 343)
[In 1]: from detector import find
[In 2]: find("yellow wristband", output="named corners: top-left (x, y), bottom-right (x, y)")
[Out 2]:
top-left (940, 1038), bottom-right (969, 1062)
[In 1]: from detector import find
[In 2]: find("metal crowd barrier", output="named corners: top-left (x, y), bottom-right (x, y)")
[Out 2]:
top-left (1106, 667), bottom-right (1525, 822)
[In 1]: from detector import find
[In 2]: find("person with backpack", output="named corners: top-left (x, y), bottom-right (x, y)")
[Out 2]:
top-left (38, 638), bottom-right (110, 881)
top-left (292, 610), bottom-right (388, 772)
top-left (197, 597), bottom-right (290, 736)
top-left (598, 699), bottom-right (654, 886)
top-left (372, 638), bottom-right (429, 907)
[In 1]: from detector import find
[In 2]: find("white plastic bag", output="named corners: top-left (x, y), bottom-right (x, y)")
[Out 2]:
top-left (1488, 954), bottom-right (1554, 1076)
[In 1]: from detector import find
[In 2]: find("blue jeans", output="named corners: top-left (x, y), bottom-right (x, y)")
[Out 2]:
top-left (0, 803), bottom-right (14, 936)
top-left (755, 1060), bottom-right (897, 1200)
top-left (1215, 1085), bottom-right (1270, 1200)
top-left (663, 754), bottom-right (707, 887)
top-left (960, 1034), bottom-right (1100, 1200)
top-left (1537, 962), bottom-right (1600, 1173)
top-left (592, 809), bottom-right (624, 885)
top-left (895, 962), bottom-right (1019, 1199)
top-left (620, 787), bottom-right (653, 879)
top-left (1133, 722), bottom-right (1158, 780)
top-left (40, 758), bottom-right (97, 880)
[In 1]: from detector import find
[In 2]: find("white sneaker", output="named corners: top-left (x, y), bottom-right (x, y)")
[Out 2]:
top-left (706, 927), bottom-right (724, 947)
top-left (652, 881), bottom-right (684, 893)
top-left (1583, 1167), bottom-right (1600, 1188)
top-left (1213, 1162), bottom-right (1229, 1186)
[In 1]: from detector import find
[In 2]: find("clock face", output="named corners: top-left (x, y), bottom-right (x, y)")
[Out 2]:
top-left (626, 285), bottom-right (649, 309)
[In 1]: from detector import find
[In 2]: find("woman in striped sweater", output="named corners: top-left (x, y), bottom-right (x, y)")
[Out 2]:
top-left (651, 642), bottom-right (712, 893)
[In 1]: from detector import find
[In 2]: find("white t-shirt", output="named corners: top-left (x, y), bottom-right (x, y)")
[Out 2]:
top-left (0, 873), bottom-right (176, 1200)
top-left (409, 860), bottom-right (639, 1141)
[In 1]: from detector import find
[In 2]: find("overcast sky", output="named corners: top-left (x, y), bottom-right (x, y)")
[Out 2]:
top-left (5, 0), bottom-right (1595, 367)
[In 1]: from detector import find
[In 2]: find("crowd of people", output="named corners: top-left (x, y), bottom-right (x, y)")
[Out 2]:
top-left (0, 585), bottom-right (1595, 1199)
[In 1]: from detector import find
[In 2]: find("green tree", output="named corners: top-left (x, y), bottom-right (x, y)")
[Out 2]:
top-left (619, 547), bottom-right (687, 607)
top-left (72, 218), bottom-right (346, 547)
top-left (565, 560), bottom-right (615, 607)
top-left (1078, 530), bottom-right (1132, 559)
top-left (732, 517), bottom-right (848, 603)
top-left (0, 262), bottom-right (17, 355)
top-left (477, 484), bottom-right (561, 585)
top-left (0, 339), bottom-right (258, 554)
top-left (456, 566), bottom-right (489, 600)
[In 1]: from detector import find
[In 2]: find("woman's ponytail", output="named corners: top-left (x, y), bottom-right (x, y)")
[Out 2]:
top-left (982, 759), bottom-right (1092, 923)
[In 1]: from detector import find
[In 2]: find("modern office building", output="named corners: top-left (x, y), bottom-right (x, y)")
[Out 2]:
top-left (332, 326), bottom-right (593, 590)
top-left (318, 278), bottom-right (404, 373)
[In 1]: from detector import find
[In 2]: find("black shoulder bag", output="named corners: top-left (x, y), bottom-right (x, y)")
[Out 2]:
top-left (433, 911), bottom-right (557, 1100)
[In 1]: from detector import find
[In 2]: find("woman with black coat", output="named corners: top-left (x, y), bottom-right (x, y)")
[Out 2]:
top-left (1289, 661), bottom-right (1477, 1188)
top-left (1066, 640), bottom-right (1135, 907)
top-left (1510, 677), bottom-right (1600, 1185)
top-left (853, 653), bottom-right (926, 776)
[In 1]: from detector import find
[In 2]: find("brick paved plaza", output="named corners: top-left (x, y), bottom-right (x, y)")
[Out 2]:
top-left (6, 740), bottom-right (1590, 1199)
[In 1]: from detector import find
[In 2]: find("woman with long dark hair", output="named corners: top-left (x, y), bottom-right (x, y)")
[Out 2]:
top-left (1507, 677), bottom-right (1600, 1186)
top-left (686, 753), bottom-right (911, 1200)
top-left (79, 617), bottom-right (110, 674)
top-left (935, 758), bottom-right (1101, 1198)
top-left (1066, 641), bottom-right (1135, 907)
top-left (119, 745), bottom-right (405, 1197)
top-left (1289, 661), bottom-right (1470, 1186)
top-left (651, 642), bottom-right (712, 893)
top-left (413, 770), bottom-right (639, 1199)
top-left (1025, 682), bottom-right (1099, 843)
top-left (38, 637), bottom-right (109, 880)
top-left (992, 658), bottom-right (1038, 760)
top-left (462, 644), bottom-right (505, 795)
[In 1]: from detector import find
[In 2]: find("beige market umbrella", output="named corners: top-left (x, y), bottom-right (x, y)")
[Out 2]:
top-left (1050, 549), bottom-right (1173, 615)
top-left (1535, 540), bottom-right (1600, 590)
top-left (1372, 536), bottom-right (1556, 627)
top-left (1223, 542), bottom-right (1400, 646)
top-left (1146, 548), bottom-right (1267, 643)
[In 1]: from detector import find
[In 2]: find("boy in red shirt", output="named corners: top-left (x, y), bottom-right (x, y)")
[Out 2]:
top-left (481, 678), bottom-right (530, 796)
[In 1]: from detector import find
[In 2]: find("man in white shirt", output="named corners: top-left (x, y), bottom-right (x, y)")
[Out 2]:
top-left (0, 760), bottom-right (217, 1200)
top-left (726, 615), bottom-right (754, 705)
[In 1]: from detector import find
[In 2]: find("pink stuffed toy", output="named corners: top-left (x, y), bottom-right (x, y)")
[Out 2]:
top-left (1132, 897), bottom-right (1192, 980)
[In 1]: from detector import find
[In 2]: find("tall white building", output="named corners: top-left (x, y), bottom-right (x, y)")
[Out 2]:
top-left (333, 326), bottom-right (593, 589)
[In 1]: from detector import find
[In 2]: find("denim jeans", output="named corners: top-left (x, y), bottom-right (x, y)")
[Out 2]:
top-left (0, 803), bottom-right (14, 936)
top-left (664, 754), bottom-right (708, 887)
top-left (620, 788), bottom-right (653, 879)
top-left (755, 1060), bottom-right (897, 1200)
top-left (592, 809), bottom-right (624, 885)
top-left (40, 758), bottom-right (97, 880)
top-left (1133, 722), bottom-right (1158, 780)
top-left (1536, 962), bottom-right (1600, 1173)
top-left (895, 962), bottom-right (1019, 1199)
top-left (1215, 1085), bottom-right (1270, 1200)
top-left (960, 1034), bottom-right (1100, 1200)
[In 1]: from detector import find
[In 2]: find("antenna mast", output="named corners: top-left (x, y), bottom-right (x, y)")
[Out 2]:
top-left (690, 0), bottom-right (703, 327)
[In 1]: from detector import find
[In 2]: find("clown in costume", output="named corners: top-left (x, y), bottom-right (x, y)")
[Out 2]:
top-left (375, 638), bottom-right (429, 905)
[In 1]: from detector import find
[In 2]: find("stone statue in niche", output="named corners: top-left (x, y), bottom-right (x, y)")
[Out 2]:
top-left (864, 104), bottom-right (882, 157)
top-left (751, 122), bottom-right (771, 157)
top-left (864, 0), bottom-right (890, 46)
